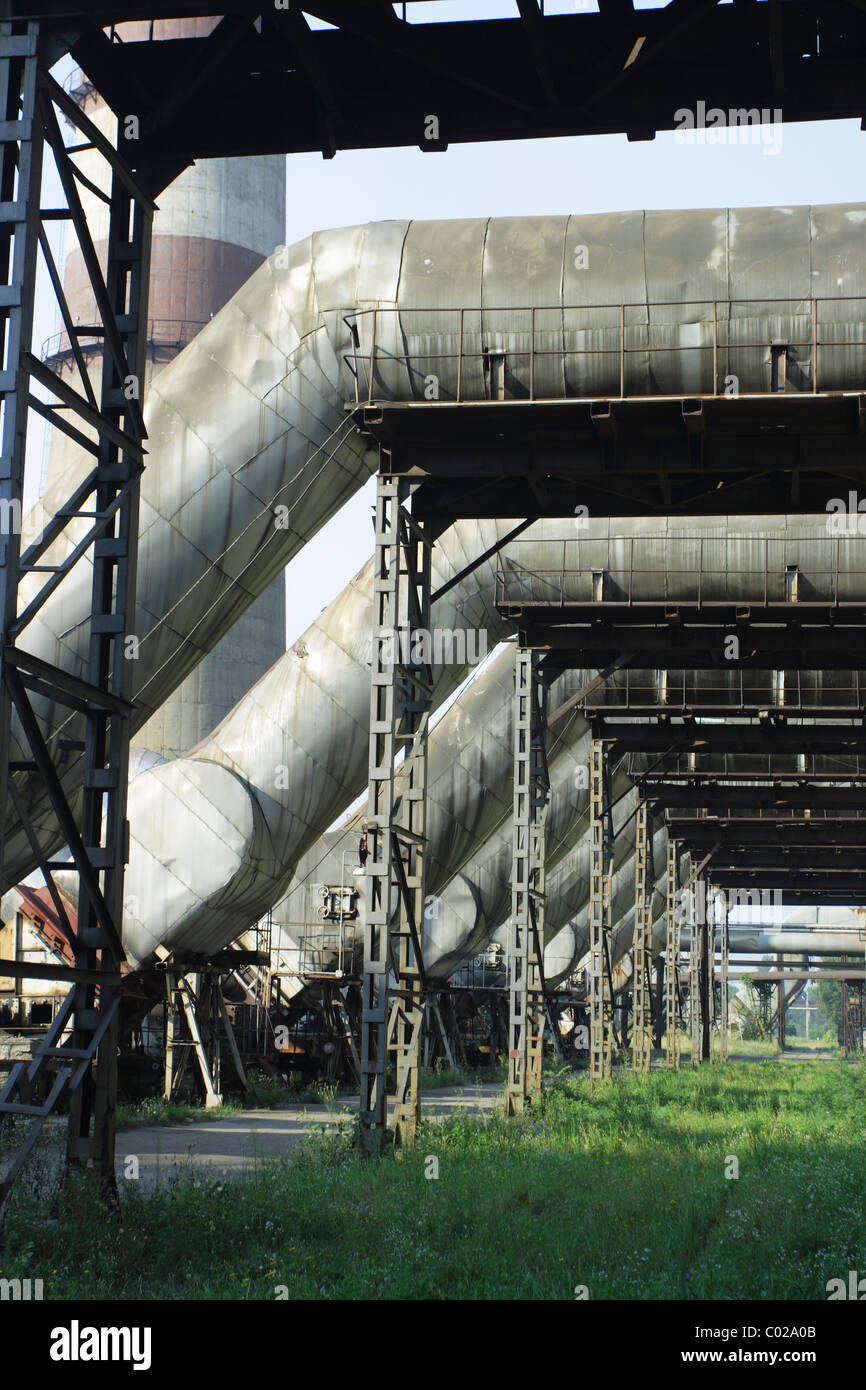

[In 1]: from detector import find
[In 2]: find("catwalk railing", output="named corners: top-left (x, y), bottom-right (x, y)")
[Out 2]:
top-left (346, 297), bottom-right (866, 405)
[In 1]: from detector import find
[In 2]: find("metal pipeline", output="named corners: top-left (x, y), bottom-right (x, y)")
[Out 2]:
top-left (10, 205), bottom-right (865, 894)
top-left (132, 512), bottom-right (866, 971)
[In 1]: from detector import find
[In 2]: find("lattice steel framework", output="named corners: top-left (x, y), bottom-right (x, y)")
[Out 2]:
top-left (631, 796), bottom-right (654, 1074)
top-left (505, 646), bottom-right (549, 1116)
top-left (841, 967), bottom-right (864, 1057)
top-left (589, 736), bottom-right (615, 1083)
top-left (687, 861), bottom-right (702, 1068)
top-left (663, 836), bottom-right (682, 1070)
top-left (0, 20), bottom-right (152, 1205)
top-left (718, 894), bottom-right (729, 1062)
top-left (698, 872), bottom-right (711, 1062)
top-left (360, 476), bottom-right (432, 1152)
top-left (705, 885), bottom-right (717, 1059)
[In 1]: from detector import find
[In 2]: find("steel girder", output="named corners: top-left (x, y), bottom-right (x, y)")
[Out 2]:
top-left (2, 3), bottom-right (863, 198)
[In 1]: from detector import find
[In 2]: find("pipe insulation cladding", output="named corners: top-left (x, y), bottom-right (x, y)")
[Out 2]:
top-left (7, 206), bottom-right (866, 921)
top-left (127, 518), bottom-right (866, 969)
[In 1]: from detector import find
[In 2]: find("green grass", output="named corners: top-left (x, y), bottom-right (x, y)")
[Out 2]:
top-left (3, 1060), bottom-right (865, 1300)
top-left (783, 1032), bottom-right (839, 1052)
top-left (419, 1060), bottom-right (507, 1089)
top-left (725, 1035), bottom-right (782, 1058)
top-left (115, 1097), bottom-right (243, 1131)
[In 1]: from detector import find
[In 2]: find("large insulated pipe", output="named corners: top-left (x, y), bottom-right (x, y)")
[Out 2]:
top-left (716, 929), bottom-right (866, 956)
top-left (400, 653), bottom-right (864, 985)
top-left (8, 226), bottom-right (395, 884)
top-left (262, 540), bottom-right (842, 985)
top-left (142, 516), bottom-right (866, 972)
top-left (120, 521), bottom-right (520, 963)
top-left (10, 205), bottom-right (863, 890)
top-left (272, 676), bottom-right (601, 982)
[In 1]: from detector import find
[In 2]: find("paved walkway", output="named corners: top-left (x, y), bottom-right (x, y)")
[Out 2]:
top-left (115, 1083), bottom-right (503, 1187)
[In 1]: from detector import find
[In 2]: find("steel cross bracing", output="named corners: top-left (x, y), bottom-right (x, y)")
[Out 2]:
top-left (360, 477), bottom-right (432, 1152)
top-left (631, 796), bottom-right (654, 1075)
top-left (505, 647), bottom-right (549, 1116)
top-left (589, 737), bottom-right (615, 1084)
top-left (663, 837), bottom-right (682, 1071)
top-left (162, 967), bottom-right (248, 1108)
top-left (0, 20), bottom-right (152, 1206)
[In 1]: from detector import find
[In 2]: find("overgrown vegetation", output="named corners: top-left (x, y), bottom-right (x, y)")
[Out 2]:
top-left (3, 1060), bottom-right (865, 1300)
top-left (115, 1097), bottom-right (243, 1131)
top-left (419, 1059), bottom-right (507, 1089)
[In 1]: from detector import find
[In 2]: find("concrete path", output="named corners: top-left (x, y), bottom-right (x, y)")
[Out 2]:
top-left (115, 1083), bottom-right (503, 1187)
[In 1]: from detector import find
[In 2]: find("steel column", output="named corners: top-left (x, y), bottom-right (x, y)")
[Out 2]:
top-left (699, 874), bottom-right (711, 1061)
top-left (360, 476), bottom-right (432, 1152)
top-left (688, 862), bottom-right (702, 1066)
top-left (67, 139), bottom-right (151, 1181)
top-left (505, 646), bottom-right (549, 1114)
top-left (663, 836), bottom-right (682, 1069)
top-left (0, 27), bottom-right (152, 1205)
top-left (589, 736), bottom-right (615, 1082)
top-left (631, 796), bottom-right (653, 1074)
top-left (719, 897), bottom-right (729, 1061)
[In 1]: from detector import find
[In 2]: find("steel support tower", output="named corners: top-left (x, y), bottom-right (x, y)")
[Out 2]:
top-left (663, 836), bottom-right (682, 1070)
top-left (505, 646), bottom-right (549, 1115)
top-left (0, 20), bottom-right (152, 1205)
top-left (687, 864), bottom-right (702, 1068)
top-left (360, 476), bottom-right (432, 1152)
top-left (589, 736), bottom-right (616, 1083)
top-left (631, 795), bottom-right (654, 1074)
top-left (717, 895), bottom-right (730, 1062)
